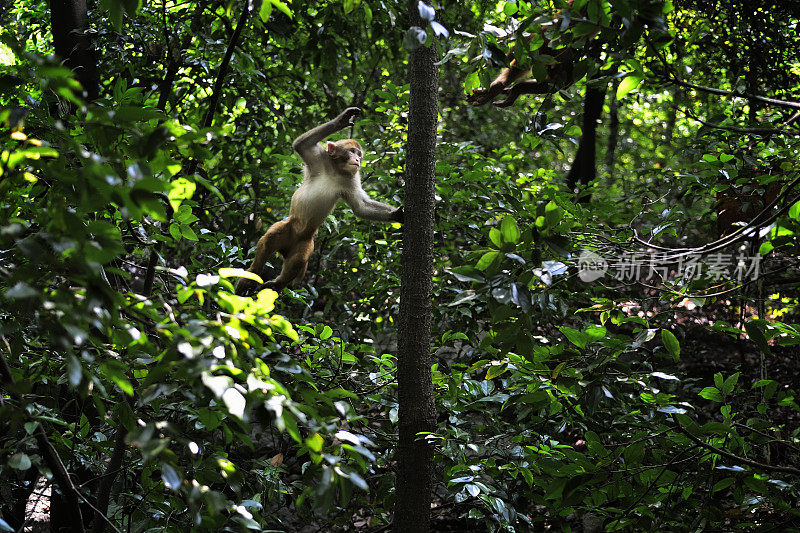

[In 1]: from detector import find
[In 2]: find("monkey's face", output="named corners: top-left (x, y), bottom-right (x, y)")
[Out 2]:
top-left (327, 140), bottom-right (362, 175)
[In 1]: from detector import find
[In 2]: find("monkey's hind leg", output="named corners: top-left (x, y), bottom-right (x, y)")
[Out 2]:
top-left (265, 237), bottom-right (315, 291)
top-left (236, 220), bottom-right (293, 295)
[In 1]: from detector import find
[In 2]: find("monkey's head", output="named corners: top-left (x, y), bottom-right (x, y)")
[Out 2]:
top-left (327, 139), bottom-right (362, 176)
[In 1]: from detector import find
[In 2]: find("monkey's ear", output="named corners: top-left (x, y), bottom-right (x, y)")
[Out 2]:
top-left (326, 141), bottom-right (336, 154)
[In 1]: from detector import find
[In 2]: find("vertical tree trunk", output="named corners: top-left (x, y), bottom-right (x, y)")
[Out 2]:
top-left (49, 0), bottom-right (99, 100)
top-left (566, 81), bottom-right (607, 197)
top-left (663, 87), bottom-right (679, 145)
top-left (393, 4), bottom-right (438, 532)
top-left (604, 78), bottom-right (619, 180)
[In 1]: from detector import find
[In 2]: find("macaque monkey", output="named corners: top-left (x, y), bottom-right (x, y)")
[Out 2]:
top-left (236, 107), bottom-right (403, 294)
top-left (467, 42), bottom-right (577, 107)
top-left (467, 0), bottom-right (597, 107)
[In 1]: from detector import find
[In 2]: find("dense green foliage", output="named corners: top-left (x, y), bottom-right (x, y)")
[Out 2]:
top-left (1, 0), bottom-right (799, 531)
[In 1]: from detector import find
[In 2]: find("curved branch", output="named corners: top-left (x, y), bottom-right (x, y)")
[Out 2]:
top-left (665, 77), bottom-right (800, 111)
top-left (674, 418), bottom-right (800, 476)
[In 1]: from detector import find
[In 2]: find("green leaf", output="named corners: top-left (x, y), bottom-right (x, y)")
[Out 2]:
top-left (744, 321), bottom-right (770, 354)
top-left (343, 0), bottom-right (359, 15)
top-left (463, 71), bottom-right (480, 94)
top-left (168, 177), bottom-right (196, 212)
top-left (101, 361), bottom-right (134, 396)
top-left (219, 268), bottom-right (263, 285)
top-left (500, 216), bottom-right (520, 244)
top-left (789, 201), bottom-right (800, 221)
top-left (8, 452), bottom-right (31, 470)
top-left (583, 325), bottom-right (607, 342)
top-left (180, 224), bottom-right (198, 241)
top-left (712, 477), bottom-right (735, 493)
top-left (282, 411), bottom-right (301, 442)
top-left (320, 326), bottom-right (333, 340)
top-left (120, 0), bottom-right (142, 15)
top-left (269, 0), bottom-right (293, 18)
top-left (476, 251), bottom-right (499, 271)
top-left (543, 201), bottom-right (561, 228)
top-left (721, 372), bottom-right (739, 395)
top-left (558, 326), bottom-right (588, 349)
top-left (305, 433), bottom-right (324, 452)
top-left (661, 329), bottom-right (680, 360)
top-left (117, 401), bottom-right (136, 431)
top-left (197, 407), bottom-right (223, 430)
top-left (169, 223), bottom-right (181, 241)
top-left (100, 0), bottom-right (124, 30)
top-left (259, 0), bottom-right (272, 21)
top-left (485, 363), bottom-right (508, 380)
top-left (362, 2), bottom-right (372, 24)
top-left (489, 227), bottom-right (502, 247)
top-left (624, 441), bottom-right (645, 463)
top-left (699, 386), bottom-right (723, 402)
top-left (616, 74), bottom-right (643, 99)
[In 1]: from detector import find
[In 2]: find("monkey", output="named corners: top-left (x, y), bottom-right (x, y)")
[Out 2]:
top-left (466, 1), bottom-right (599, 107)
top-left (466, 41), bottom-right (578, 107)
top-left (236, 107), bottom-right (403, 294)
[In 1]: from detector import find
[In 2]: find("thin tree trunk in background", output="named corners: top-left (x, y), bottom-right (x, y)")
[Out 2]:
top-left (566, 81), bottom-right (607, 197)
top-left (143, 4), bottom-right (250, 296)
top-left (604, 78), bottom-right (619, 180)
top-left (49, 0), bottom-right (99, 100)
top-left (393, 3), bottom-right (438, 532)
top-left (663, 87), bottom-right (679, 145)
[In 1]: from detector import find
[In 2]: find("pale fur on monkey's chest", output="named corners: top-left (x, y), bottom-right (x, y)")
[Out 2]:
top-left (289, 171), bottom-right (358, 230)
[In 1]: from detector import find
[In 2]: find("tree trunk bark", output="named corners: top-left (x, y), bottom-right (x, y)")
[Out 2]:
top-left (392, 4), bottom-right (438, 532)
top-left (49, 0), bottom-right (99, 100)
top-left (566, 81), bottom-right (607, 198)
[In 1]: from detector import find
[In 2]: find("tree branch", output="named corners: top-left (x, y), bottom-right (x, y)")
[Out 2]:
top-left (665, 77), bottom-right (800, 111)
top-left (674, 418), bottom-right (800, 476)
top-left (675, 103), bottom-right (800, 136)
top-left (92, 396), bottom-right (133, 533)
top-left (0, 337), bottom-right (86, 533)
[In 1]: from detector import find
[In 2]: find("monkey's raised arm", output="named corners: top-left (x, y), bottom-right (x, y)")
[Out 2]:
top-left (292, 107), bottom-right (362, 162)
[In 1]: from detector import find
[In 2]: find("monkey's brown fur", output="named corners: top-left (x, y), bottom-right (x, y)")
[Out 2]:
top-left (237, 109), bottom-right (402, 294)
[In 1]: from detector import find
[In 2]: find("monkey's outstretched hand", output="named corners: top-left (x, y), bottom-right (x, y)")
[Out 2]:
top-left (391, 206), bottom-right (404, 224)
top-left (335, 107), bottom-right (362, 129)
